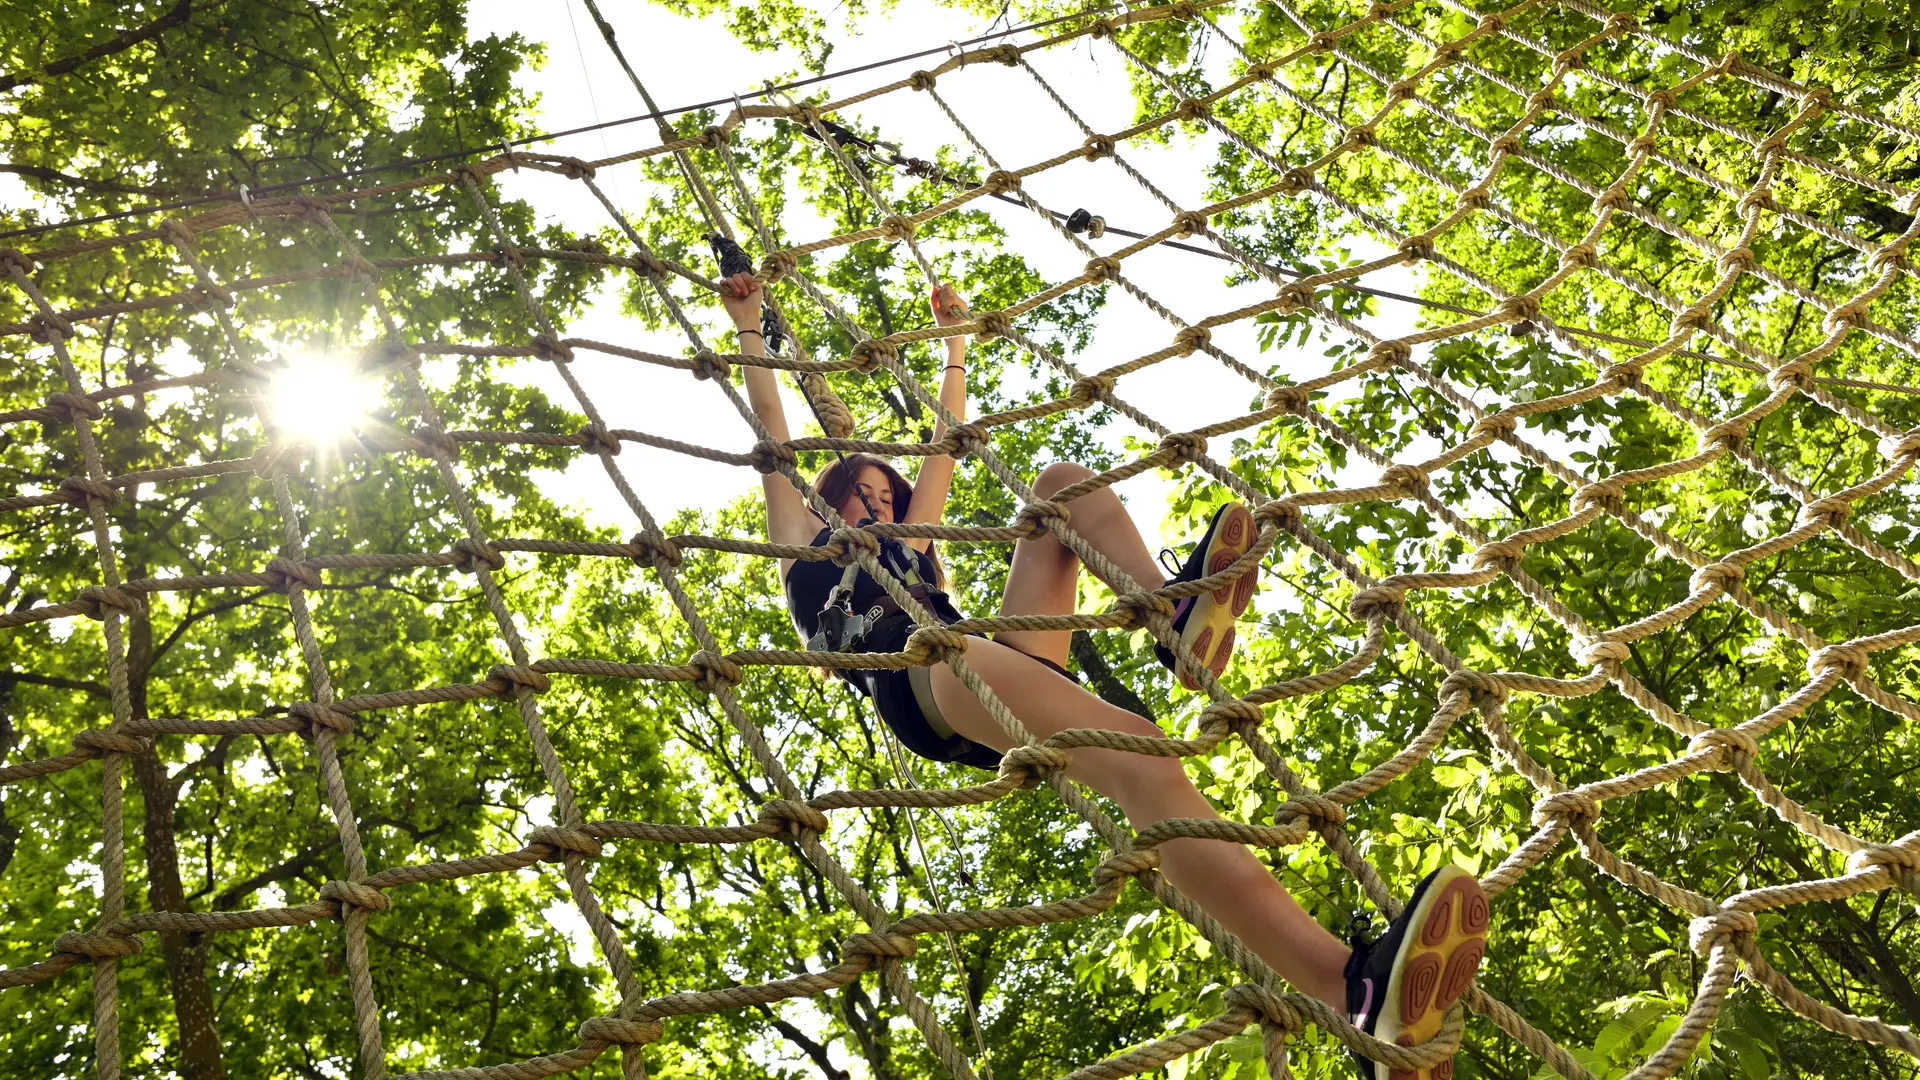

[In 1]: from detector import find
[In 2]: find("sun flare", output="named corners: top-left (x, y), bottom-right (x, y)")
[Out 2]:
top-left (267, 354), bottom-right (378, 444)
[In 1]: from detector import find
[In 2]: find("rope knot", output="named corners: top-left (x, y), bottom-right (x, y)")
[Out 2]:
top-left (701, 125), bottom-right (728, 150)
top-left (1846, 841), bottom-right (1920, 894)
top-left (72, 729), bottom-right (153, 757)
top-left (27, 311), bottom-right (74, 344)
top-left (1174, 97), bottom-right (1211, 123)
top-left (1158, 431), bottom-right (1209, 465)
top-left (1082, 255), bottom-right (1123, 283)
top-left (1687, 727), bottom-right (1760, 770)
top-left (1605, 11), bottom-right (1641, 32)
top-left (1197, 697), bottom-right (1266, 737)
top-left (1308, 31), bottom-right (1339, 53)
top-left (908, 69), bottom-right (937, 91)
top-left (1668, 302), bottom-right (1716, 336)
top-left (689, 348), bottom-right (731, 382)
top-left (1689, 910), bottom-right (1758, 955)
top-left (488, 664), bottom-right (552, 696)
top-left (1379, 463), bottom-right (1430, 492)
top-left (288, 700), bottom-right (356, 738)
top-left (1170, 209), bottom-right (1211, 237)
top-left (1865, 239), bottom-right (1911, 274)
top-left (1493, 295), bottom-right (1541, 323)
top-left (1365, 339), bottom-right (1412, 366)
top-left (1224, 985), bottom-right (1304, 1033)
top-left (1766, 359), bottom-right (1812, 393)
top-left (410, 426), bottom-right (461, 459)
top-left (748, 439), bottom-right (799, 475)
top-left (1716, 246), bottom-right (1758, 275)
top-left (1688, 561), bottom-right (1745, 592)
top-left (1113, 588), bottom-right (1177, 628)
top-left (75, 585), bottom-right (141, 621)
top-left (1012, 499), bottom-right (1070, 539)
top-left (997, 743), bottom-right (1071, 787)
top-left (982, 170), bottom-right (1022, 194)
top-left (1568, 479), bottom-right (1625, 514)
top-left (579, 1016), bottom-right (665, 1046)
top-left (1470, 412), bottom-right (1518, 439)
top-left (318, 879), bottom-right (391, 916)
top-left (905, 625), bottom-right (969, 666)
top-left (842, 931), bottom-right (920, 960)
top-left (1822, 300), bottom-right (1872, 335)
top-left (450, 538), bottom-right (506, 574)
top-left (57, 476), bottom-right (120, 508)
top-left (878, 214), bottom-right (917, 241)
top-left (53, 930), bottom-right (143, 960)
top-left (1245, 59), bottom-right (1281, 81)
top-left (1274, 281), bottom-right (1317, 314)
top-left (1572, 636), bottom-right (1631, 667)
top-left (757, 798), bottom-right (830, 839)
top-left (1173, 325), bottom-right (1212, 354)
top-left (530, 334), bottom-right (574, 363)
top-left (629, 531), bottom-right (683, 571)
top-left (1252, 498), bottom-right (1303, 531)
top-left (1264, 383), bottom-right (1310, 413)
top-left (1795, 496), bottom-right (1854, 528)
top-left (1082, 134), bottom-right (1117, 160)
top-left (688, 649), bottom-right (744, 692)
top-left (1092, 847), bottom-right (1161, 888)
top-left (261, 557), bottom-right (323, 593)
top-left (1347, 585), bottom-right (1405, 621)
top-left (974, 310), bottom-right (1013, 339)
top-left (1699, 419), bottom-right (1749, 451)
top-left (1531, 789), bottom-right (1602, 826)
top-left (185, 284), bottom-right (235, 313)
top-left (578, 423), bottom-right (623, 457)
top-left (1559, 242), bottom-right (1599, 270)
top-left (759, 251), bottom-right (797, 282)
top-left (1396, 235), bottom-right (1435, 263)
top-left (848, 337), bottom-right (899, 373)
top-left (1276, 793), bottom-right (1347, 828)
top-left (552, 156), bottom-right (597, 180)
top-left (824, 527), bottom-right (882, 565)
top-left (1734, 187), bottom-right (1777, 217)
top-left (1807, 643), bottom-right (1871, 680)
top-left (1068, 373), bottom-right (1116, 405)
top-left (45, 392), bottom-right (104, 423)
top-left (0, 248), bottom-right (38, 275)
top-left (1468, 539), bottom-right (1526, 569)
top-left (1385, 79), bottom-right (1419, 104)
top-left (1477, 12), bottom-right (1509, 32)
top-left (1879, 427), bottom-right (1920, 461)
top-left (1439, 668), bottom-right (1508, 707)
top-left (527, 825), bottom-right (605, 861)
top-left (1455, 186), bottom-right (1494, 212)
top-left (1275, 167), bottom-right (1314, 196)
top-left (1087, 17), bottom-right (1119, 38)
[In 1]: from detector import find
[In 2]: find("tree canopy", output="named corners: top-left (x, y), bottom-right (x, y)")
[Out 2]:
top-left (0, 1), bottom-right (1916, 1080)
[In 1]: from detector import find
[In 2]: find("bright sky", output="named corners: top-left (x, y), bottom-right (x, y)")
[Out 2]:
top-left (465, 0), bottom-right (1432, 548)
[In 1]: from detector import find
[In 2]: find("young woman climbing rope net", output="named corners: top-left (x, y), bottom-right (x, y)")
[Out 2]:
top-left (720, 269), bottom-right (1492, 1080)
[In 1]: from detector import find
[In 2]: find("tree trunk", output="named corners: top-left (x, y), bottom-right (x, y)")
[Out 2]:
top-left (125, 565), bottom-right (227, 1080)
top-left (0, 675), bottom-right (18, 877)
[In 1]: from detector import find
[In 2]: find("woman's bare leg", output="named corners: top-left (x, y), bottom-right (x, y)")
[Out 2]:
top-left (928, 637), bottom-right (1351, 1006)
top-left (996, 462), bottom-right (1164, 666)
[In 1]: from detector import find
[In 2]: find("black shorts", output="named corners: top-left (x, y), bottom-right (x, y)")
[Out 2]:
top-left (840, 615), bottom-right (1079, 772)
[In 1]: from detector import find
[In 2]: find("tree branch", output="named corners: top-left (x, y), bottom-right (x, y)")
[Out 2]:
top-left (0, 0), bottom-right (227, 93)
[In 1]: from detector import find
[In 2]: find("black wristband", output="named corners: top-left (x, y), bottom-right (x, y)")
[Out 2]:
top-left (943, 364), bottom-right (965, 373)
top-left (736, 329), bottom-right (763, 338)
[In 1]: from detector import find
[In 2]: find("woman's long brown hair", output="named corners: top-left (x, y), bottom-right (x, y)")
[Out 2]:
top-left (810, 454), bottom-right (945, 588)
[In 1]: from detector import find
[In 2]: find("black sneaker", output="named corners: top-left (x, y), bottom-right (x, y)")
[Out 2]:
top-left (1152, 502), bottom-right (1260, 689)
top-left (1344, 865), bottom-right (1490, 1080)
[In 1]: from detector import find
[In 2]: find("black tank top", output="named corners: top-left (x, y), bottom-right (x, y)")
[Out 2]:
top-left (784, 527), bottom-right (964, 645)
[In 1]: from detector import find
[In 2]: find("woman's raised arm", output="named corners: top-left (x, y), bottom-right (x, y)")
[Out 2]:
top-left (899, 283), bottom-right (970, 550)
top-left (721, 273), bottom-right (815, 551)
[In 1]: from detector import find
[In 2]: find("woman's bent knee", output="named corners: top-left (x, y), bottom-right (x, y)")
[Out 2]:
top-left (1034, 460), bottom-right (1096, 499)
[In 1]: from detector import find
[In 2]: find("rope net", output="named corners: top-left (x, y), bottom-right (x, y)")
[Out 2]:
top-left (2, 0), bottom-right (1917, 1077)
